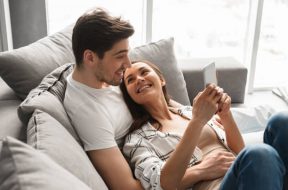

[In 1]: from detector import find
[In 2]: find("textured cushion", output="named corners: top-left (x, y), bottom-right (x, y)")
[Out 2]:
top-left (0, 100), bottom-right (26, 141)
top-left (26, 109), bottom-right (108, 190)
top-left (0, 77), bottom-right (18, 101)
top-left (18, 63), bottom-right (79, 141)
top-left (0, 24), bottom-right (75, 100)
top-left (129, 38), bottom-right (190, 105)
top-left (0, 136), bottom-right (92, 190)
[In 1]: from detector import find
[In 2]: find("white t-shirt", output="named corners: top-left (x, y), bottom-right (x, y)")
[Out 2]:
top-left (64, 73), bottom-right (133, 151)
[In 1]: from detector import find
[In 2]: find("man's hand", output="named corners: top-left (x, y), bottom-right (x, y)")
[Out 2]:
top-left (88, 147), bottom-right (144, 190)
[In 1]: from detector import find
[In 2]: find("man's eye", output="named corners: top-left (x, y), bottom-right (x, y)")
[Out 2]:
top-left (116, 55), bottom-right (124, 59)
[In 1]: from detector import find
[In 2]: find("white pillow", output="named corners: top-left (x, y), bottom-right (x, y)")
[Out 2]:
top-left (231, 105), bottom-right (276, 145)
top-left (231, 104), bottom-right (276, 134)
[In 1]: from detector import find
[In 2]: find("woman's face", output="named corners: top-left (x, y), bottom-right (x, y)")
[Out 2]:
top-left (123, 62), bottom-right (165, 105)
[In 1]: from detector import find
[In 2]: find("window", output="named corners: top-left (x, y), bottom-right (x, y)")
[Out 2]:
top-left (153, 0), bottom-right (250, 61)
top-left (46, 0), bottom-right (144, 48)
top-left (45, 0), bottom-right (287, 91)
top-left (254, 0), bottom-right (288, 88)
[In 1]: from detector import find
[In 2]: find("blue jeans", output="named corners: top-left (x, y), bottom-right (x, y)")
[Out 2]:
top-left (220, 144), bottom-right (285, 190)
top-left (264, 111), bottom-right (288, 190)
top-left (219, 111), bottom-right (288, 190)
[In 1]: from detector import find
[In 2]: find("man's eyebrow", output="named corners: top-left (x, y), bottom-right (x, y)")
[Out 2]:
top-left (113, 49), bottom-right (128, 56)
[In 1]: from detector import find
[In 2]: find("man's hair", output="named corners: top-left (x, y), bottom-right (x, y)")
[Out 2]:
top-left (72, 8), bottom-right (134, 65)
top-left (120, 60), bottom-right (171, 133)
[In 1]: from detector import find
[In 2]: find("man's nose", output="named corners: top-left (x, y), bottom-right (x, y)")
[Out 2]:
top-left (123, 56), bottom-right (131, 69)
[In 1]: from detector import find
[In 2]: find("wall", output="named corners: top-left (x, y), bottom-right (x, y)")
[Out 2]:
top-left (9, 0), bottom-right (47, 48)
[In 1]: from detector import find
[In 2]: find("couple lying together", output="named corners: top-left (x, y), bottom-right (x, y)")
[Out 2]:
top-left (64, 8), bottom-right (288, 190)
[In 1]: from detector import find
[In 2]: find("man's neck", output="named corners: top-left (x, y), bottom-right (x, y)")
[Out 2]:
top-left (72, 66), bottom-right (109, 89)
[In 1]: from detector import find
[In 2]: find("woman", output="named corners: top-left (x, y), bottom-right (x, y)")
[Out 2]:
top-left (120, 60), bottom-right (287, 190)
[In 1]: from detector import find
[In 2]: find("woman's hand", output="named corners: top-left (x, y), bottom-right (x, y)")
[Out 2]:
top-left (192, 84), bottom-right (223, 125)
top-left (193, 151), bottom-right (235, 181)
top-left (217, 92), bottom-right (232, 119)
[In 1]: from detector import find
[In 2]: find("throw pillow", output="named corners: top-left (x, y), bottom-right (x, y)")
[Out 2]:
top-left (0, 24), bottom-right (75, 100)
top-left (17, 63), bottom-right (79, 141)
top-left (26, 109), bottom-right (108, 190)
top-left (0, 136), bottom-right (92, 190)
top-left (129, 37), bottom-right (190, 105)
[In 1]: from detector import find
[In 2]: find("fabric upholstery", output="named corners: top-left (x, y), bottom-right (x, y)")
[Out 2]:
top-left (0, 24), bottom-right (75, 100)
top-left (17, 63), bottom-right (79, 142)
top-left (129, 37), bottom-right (190, 105)
top-left (0, 100), bottom-right (26, 141)
top-left (0, 136), bottom-right (92, 190)
top-left (27, 109), bottom-right (108, 190)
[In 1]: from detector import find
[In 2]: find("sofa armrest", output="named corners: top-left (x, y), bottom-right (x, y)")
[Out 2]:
top-left (180, 57), bottom-right (247, 103)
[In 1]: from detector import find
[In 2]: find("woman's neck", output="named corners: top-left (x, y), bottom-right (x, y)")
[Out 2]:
top-left (144, 97), bottom-right (172, 121)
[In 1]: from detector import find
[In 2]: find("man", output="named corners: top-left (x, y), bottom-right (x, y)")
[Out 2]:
top-left (64, 8), bottom-right (143, 189)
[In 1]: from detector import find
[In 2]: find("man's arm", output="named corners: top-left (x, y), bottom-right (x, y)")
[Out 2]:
top-left (87, 147), bottom-right (144, 190)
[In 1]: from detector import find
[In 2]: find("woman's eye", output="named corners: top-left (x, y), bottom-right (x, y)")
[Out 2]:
top-left (141, 70), bottom-right (149, 75)
top-left (127, 78), bottom-right (134, 84)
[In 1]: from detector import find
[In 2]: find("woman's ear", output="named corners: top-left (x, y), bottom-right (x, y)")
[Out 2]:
top-left (160, 78), bottom-right (166, 86)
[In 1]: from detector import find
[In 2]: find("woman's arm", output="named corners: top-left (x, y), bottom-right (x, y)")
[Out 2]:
top-left (160, 118), bottom-right (206, 190)
top-left (179, 150), bottom-right (235, 189)
top-left (217, 93), bottom-right (245, 154)
top-left (160, 85), bottom-right (223, 190)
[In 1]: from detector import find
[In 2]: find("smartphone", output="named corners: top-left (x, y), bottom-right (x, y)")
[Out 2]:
top-left (202, 62), bottom-right (217, 88)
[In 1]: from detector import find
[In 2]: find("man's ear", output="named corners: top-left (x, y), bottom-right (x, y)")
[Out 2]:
top-left (83, 50), bottom-right (99, 66)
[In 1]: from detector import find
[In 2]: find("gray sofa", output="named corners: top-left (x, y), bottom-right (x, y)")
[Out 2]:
top-left (0, 24), bottom-right (271, 189)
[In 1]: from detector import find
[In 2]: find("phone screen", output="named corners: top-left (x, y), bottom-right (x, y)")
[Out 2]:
top-left (202, 62), bottom-right (217, 87)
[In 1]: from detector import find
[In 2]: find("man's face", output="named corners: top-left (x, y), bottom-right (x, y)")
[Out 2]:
top-left (94, 39), bottom-right (131, 86)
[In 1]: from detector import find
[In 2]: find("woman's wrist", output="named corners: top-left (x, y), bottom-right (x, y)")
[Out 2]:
top-left (217, 110), bottom-right (233, 121)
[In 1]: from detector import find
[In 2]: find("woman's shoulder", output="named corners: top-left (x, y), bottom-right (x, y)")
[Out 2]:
top-left (169, 105), bottom-right (192, 119)
top-left (126, 123), bottom-right (156, 140)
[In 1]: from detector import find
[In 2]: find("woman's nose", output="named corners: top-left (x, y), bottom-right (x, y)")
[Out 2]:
top-left (136, 75), bottom-right (145, 83)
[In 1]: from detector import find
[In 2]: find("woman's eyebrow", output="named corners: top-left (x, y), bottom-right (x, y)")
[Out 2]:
top-left (125, 66), bottom-right (146, 81)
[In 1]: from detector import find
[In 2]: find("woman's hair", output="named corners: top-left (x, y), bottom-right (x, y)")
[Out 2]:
top-left (72, 8), bottom-right (134, 65)
top-left (120, 60), bottom-right (171, 133)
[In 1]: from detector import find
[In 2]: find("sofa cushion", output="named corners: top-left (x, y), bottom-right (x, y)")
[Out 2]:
top-left (129, 37), bottom-right (190, 105)
top-left (0, 77), bottom-right (18, 101)
top-left (0, 136), bottom-right (92, 190)
top-left (0, 100), bottom-right (26, 141)
top-left (0, 24), bottom-right (75, 100)
top-left (26, 109), bottom-right (108, 189)
top-left (18, 63), bottom-right (79, 142)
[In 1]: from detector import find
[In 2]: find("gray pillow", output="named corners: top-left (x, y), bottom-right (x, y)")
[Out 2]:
top-left (0, 136), bottom-right (92, 190)
top-left (0, 24), bottom-right (75, 100)
top-left (129, 37), bottom-right (190, 105)
top-left (17, 63), bottom-right (79, 141)
top-left (27, 109), bottom-right (108, 190)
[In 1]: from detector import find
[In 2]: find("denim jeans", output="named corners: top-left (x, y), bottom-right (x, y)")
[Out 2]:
top-left (219, 111), bottom-right (288, 190)
top-left (264, 111), bottom-right (288, 190)
top-left (219, 144), bottom-right (285, 190)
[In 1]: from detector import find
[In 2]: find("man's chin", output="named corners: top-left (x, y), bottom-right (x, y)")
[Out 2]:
top-left (109, 79), bottom-right (122, 86)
